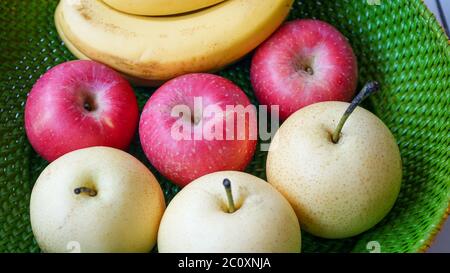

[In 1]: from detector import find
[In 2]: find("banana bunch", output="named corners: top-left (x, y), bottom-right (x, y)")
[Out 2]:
top-left (55, 0), bottom-right (293, 86)
top-left (102, 0), bottom-right (227, 16)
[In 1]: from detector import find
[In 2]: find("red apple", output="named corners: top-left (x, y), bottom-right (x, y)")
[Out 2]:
top-left (25, 60), bottom-right (139, 161)
top-left (139, 73), bottom-right (257, 187)
top-left (251, 19), bottom-right (358, 121)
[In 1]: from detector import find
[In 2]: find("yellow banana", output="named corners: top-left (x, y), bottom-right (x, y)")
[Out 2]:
top-left (56, 0), bottom-right (293, 83)
top-left (102, 0), bottom-right (226, 16)
top-left (55, 10), bottom-right (161, 86)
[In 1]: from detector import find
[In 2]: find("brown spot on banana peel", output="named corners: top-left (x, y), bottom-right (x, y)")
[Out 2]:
top-left (74, 1), bottom-right (134, 37)
top-left (180, 25), bottom-right (209, 36)
top-left (75, 5), bottom-right (91, 21)
top-left (74, 1), bottom-right (91, 16)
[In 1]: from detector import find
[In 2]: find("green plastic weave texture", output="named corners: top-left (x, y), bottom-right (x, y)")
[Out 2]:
top-left (0, 0), bottom-right (449, 253)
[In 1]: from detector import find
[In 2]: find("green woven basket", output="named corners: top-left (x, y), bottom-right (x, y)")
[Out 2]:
top-left (0, 0), bottom-right (449, 253)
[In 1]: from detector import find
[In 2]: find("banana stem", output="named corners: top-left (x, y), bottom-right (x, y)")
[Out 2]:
top-left (332, 81), bottom-right (381, 144)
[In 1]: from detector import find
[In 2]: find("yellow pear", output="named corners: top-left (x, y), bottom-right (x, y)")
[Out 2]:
top-left (267, 82), bottom-right (402, 239)
top-left (158, 171), bottom-right (301, 253)
top-left (30, 147), bottom-right (165, 253)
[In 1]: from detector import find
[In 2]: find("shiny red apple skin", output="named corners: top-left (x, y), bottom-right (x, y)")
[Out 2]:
top-left (25, 60), bottom-right (139, 161)
top-left (139, 73), bottom-right (257, 187)
top-left (251, 19), bottom-right (358, 121)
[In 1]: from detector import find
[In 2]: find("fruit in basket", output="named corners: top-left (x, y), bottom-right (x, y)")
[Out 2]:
top-left (157, 171), bottom-right (301, 253)
top-left (251, 19), bottom-right (358, 121)
top-left (103, 0), bottom-right (226, 16)
top-left (54, 17), bottom-right (157, 87)
top-left (139, 73), bottom-right (257, 187)
top-left (30, 147), bottom-right (165, 253)
top-left (24, 60), bottom-right (139, 162)
top-left (266, 82), bottom-right (402, 239)
top-left (55, 0), bottom-right (293, 85)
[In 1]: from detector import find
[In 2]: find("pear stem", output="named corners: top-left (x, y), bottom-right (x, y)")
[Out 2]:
top-left (74, 187), bottom-right (97, 197)
top-left (331, 81), bottom-right (381, 144)
top-left (223, 178), bottom-right (236, 213)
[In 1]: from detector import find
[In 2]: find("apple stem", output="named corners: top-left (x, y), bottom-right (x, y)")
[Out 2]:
top-left (74, 187), bottom-right (97, 197)
top-left (332, 81), bottom-right (381, 144)
top-left (223, 178), bottom-right (236, 213)
top-left (84, 102), bottom-right (93, 112)
top-left (82, 94), bottom-right (97, 112)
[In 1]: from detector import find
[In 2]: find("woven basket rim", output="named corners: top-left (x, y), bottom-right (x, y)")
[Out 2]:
top-left (415, 0), bottom-right (450, 253)
top-left (402, 0), bottom-right (450, 253)
top-left (421, 0), bottom-right (450, 41)
top-left (419, 205), bottom-right (450, 252)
